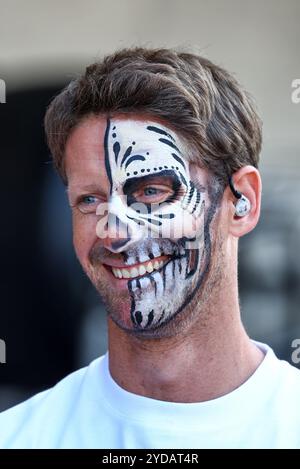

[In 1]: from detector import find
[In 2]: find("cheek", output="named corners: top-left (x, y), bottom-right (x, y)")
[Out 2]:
top-left (159, 208), bottom-right (204, 240)
top-left (72, 213), bottom-right (98, 266)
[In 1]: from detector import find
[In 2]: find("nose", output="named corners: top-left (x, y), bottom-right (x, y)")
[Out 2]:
top-left (95, 207), bottom-right (134, 253)
top-left (103, 214), bottom-right (133, 253)
top-left (95, 194), bottom-right (143, 253)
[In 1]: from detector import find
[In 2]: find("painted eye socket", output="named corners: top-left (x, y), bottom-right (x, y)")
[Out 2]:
top-left (132, 185), bottom-right (173, 203)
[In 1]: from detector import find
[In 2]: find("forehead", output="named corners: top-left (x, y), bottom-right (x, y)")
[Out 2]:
top-left (107, 118), bottom-right (184, 150)
top-left (65, 115), bottom-right (188, 190)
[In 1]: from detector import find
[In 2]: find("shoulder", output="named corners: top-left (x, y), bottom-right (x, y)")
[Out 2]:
top-left (258, 341), bottom-right (300, 405)
top-left (0, 356), bottom-right (103, 448)
top-left (265, 351), bottom-right (300, 447)
top-left (275, 358), bottom-right (300, 404)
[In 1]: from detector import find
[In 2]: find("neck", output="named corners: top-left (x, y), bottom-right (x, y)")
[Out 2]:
top-left (107, 315), bottom-right (263, 404)
top-left (107, 249), bottom-right (264, 403)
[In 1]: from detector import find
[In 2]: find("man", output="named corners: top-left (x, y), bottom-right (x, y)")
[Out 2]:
top-left (1, 48), bottom-right (299, 449)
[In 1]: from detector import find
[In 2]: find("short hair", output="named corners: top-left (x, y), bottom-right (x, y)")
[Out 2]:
top-left (44, 47), bottom-right (262, 185)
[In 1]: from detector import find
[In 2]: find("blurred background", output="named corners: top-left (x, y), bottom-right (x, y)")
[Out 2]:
top-left (0, 0), bottom-right (299, 411)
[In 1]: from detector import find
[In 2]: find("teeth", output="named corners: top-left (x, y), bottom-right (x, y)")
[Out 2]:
top-left (146, 262), bottom-right (154, 273)
top-left (130, 267), bottom-right (139, 278)
top-left (138, 265), bottom-right (146, 276)
top-left (111, 257), bottom-right (168, 279)
top-left (115, 269), bottom-right (122, 278)
top-left (121, 269), bottom-right (131, 279)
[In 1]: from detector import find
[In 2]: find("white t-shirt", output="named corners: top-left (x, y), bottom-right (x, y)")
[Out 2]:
top-left (0, 341), bottom-right (299, 449)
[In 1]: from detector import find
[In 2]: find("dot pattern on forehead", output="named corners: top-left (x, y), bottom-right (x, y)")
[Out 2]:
top-left (126, 165), bottom-right (180, 178)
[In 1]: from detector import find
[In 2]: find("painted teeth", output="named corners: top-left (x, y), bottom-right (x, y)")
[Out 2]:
top-left (112, 258), bottom-right (166, 279)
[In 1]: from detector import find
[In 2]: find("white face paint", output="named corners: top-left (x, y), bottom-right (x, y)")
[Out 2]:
top-left (95, 118), bottom-right (217, 332)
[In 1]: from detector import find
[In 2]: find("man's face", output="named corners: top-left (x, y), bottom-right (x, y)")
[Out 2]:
top-left (66, 115), bottom-right (222, 337)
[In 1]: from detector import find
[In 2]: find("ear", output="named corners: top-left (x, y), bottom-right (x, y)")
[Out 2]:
top-left (227, 165), bottom-right (262, 238)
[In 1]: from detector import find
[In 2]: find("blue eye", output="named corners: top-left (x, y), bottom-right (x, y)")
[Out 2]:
top-left (144, 187), bottom-right (158, 196)
top-left (76, 195), bottom-right (99, 214)
top-left (82, 195), bottom-right (97, 204)
top-left (130, 180), bottom-right (173, 204)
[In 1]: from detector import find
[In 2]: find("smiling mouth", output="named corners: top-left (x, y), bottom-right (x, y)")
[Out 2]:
top-left (103, 243), bottom-right (199, 281)
top-left (105, 255), bottom-right (171, 280)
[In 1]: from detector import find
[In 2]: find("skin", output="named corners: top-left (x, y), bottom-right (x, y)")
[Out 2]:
top-left (66, 114), bottom-right (264, 403)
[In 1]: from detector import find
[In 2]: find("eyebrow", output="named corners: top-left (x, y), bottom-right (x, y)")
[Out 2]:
top-left (66, 184), bottom-right (107, 197)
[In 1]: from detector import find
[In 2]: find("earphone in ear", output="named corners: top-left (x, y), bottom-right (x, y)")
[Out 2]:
top-left (228, 176), bottom-right (251, 217)
top-left (234, 194), bottom-right (251, 217)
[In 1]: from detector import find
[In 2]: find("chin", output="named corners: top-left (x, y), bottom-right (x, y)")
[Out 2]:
top-left (107, 279), bottom-right (203, 339)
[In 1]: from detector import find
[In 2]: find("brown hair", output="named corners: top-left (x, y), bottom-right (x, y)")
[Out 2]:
top-left (44, 47), bottom-right (262, 185)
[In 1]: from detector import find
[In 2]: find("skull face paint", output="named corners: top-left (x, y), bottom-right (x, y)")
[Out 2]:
top-left (95, 118), bottom-right (219, 333)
